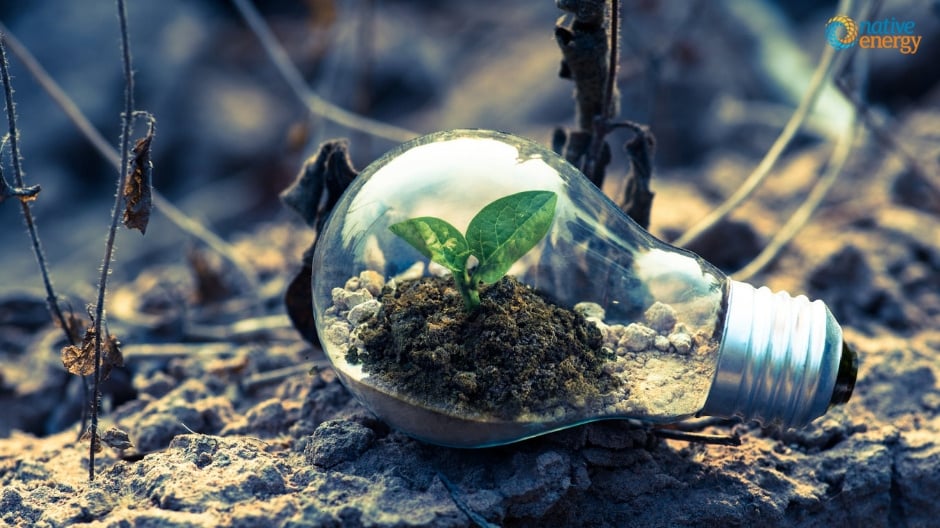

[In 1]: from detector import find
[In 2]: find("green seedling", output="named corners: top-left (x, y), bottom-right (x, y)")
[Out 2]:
top-left (389, 190), bottom-right (558, 312)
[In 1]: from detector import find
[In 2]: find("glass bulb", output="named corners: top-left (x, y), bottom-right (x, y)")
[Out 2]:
top-left (311, 130), bottom-right (858, 447)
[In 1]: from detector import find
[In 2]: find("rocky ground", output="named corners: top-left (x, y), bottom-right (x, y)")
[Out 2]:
top-left (1, 1), bottom-right (939, 527)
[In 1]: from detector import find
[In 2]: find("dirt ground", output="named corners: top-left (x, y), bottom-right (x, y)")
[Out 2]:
top-left (1, 1), bottom-right (939, 527)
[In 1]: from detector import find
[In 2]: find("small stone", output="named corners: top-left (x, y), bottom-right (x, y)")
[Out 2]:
top-left (669, 332), bottom-right (693, 354)
top-left (644, 302), bottom-right (677, 334)
top-left (324, 322), bottom-right (350, 345)
top-left (574, 302), bottom-right (606, 320)
top-left (654, 335), bottom-right (671, 351)
top-left (344, 277), bottom-right (361, 291)
top-left (331, 287), bottom-right (347, 309)
top-left (347, 299), bottom-right (381, 325)
top-left (619, 323), bottom-right (657, 352)
top-left (332, 288), bottom-right (373, 310)
top-left (305, 419), bottom-right (375, 468)
top-left (605, 324), bottom-right (625, 347)
top-left (358, 270), bottom-right (385, 296)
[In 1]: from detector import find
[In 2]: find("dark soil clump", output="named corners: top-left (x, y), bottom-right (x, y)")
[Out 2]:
top-left (353, 276), bottom-right (618, 419)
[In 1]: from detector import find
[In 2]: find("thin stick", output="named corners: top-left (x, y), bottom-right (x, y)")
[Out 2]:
top-left (229, 0), bottom-right (418, 143)
top-left (89, 0), bottom-right (134, 482)
top-left (733, 111), bottom-right (857, 282)
top-left (652, 428), bottom-right (741, 447)
top-left (0, 25), bottom-right (259, 296)
top-left (0, 34), bottom-right (75, 345)
top-left (672, 0), bottom-right (853, 248)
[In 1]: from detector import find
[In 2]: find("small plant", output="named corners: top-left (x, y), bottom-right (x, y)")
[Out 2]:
top-left (389, 190), bottom-right (557, 312)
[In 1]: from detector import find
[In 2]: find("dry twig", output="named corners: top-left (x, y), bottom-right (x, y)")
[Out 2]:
top-left (673, 0), bottom-right (856, 248)
top-left (0, 25), bottom-right (260, 299)
top-left (89, 0), bottom-right (136, 481)
top-left (230, 0), bottom-right (418, 143)
top-left (0, 33), bottom-right (75, 347)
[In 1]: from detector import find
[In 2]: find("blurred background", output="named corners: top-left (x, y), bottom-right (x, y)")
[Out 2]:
top-left (0, 0), bottom-right (938, 297)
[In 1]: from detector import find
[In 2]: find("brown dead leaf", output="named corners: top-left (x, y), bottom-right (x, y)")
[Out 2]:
top-left (280, 141), bottom-right (357, 344)
top-left (122, 119), bottom-right (155, 234)
top-left (61, 327), bottom-right (96, 376)
top-left (61, 323), bottom-right (124, 380)
top-left (101, 427), bottom-right (133, 450)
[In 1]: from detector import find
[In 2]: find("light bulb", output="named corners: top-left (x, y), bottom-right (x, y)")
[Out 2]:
top-left (311, 130), bottom-right (858, 447)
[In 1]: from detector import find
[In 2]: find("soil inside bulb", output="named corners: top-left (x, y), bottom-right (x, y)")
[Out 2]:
top-left (321, 271), bottom-right (721, 424)
top-left (350, 276), bottom-right (619, 420)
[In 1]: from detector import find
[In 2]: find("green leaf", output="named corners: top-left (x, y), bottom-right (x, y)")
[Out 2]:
top-left (389, 217), bottom-right (470, 273)
top-left (466, 190), bottom-right (557, 285)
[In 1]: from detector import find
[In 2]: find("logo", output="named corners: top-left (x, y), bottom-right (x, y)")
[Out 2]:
top-left (825, 15), bottom-right (923, 54)
top-left (826, 16), bottom-right (858, 49)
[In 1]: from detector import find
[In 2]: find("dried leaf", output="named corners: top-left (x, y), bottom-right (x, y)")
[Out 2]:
top-left (61, 323), bottom-right (124, 380)
top-left (280, 140), bottom-right (357, 229)
top-left (281, 140), bottom-right (357, 345)
top-left (101, 427), bottom-right (133, 450)
top-left (61, 327), bottom-right (96, 376)
top-left (285, 247), bottom-right (317, 344)
top-left (122, 120), bottom-right (155, 234)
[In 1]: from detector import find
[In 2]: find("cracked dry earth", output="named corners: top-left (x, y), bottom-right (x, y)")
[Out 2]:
top-left (2, 153), bottom-right (940, 528)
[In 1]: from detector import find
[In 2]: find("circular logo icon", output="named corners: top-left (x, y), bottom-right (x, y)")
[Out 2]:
top-left (826, 15), bottom-right (858, 49)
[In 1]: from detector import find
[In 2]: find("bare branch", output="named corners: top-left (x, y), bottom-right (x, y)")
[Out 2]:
top-left (733, 108), bottom-right (857, 282)
top-left (229, 0), bottom-right (418, 143)
top-left (673, 0), bottom-right (856, 248)
top-left (0, 25), bottom-right (260, 298)
top-left (0, 32), bottom-right (74, 348)
top-left (88, 0), bottom-right (136, 481)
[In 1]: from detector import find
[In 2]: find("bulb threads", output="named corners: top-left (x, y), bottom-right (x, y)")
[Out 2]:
top-left (701, 281), bottom-right (851, 427)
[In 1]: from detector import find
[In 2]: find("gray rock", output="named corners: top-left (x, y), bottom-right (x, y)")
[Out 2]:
top-left (305, 420), bottom-right (376, 469)
top-left (644, 302), bottom-right (678, 334)
top-left (619, 323), bottom-right (657, 352)
top-left (347, 299), bottom-right (381, 325)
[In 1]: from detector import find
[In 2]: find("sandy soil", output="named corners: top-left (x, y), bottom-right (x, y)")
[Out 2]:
top-left (1, 1), bottom-right (939, 527)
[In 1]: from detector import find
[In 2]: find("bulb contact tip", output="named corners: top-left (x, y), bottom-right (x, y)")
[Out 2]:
top-left (829, 340), bottom-right (858, 407)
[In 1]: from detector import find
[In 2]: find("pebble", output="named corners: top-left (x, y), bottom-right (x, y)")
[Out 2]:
top-left (331, 287), bottom-right (373, 310)
top-left (654, 335), bottom-right (671, 351)
top-left (347, 299), bottom-right (381, 325)
top-left (669, 332), bottom-right (693, 354)
top-left (644, 302), bottom-right (677, 333)
top-left (324, 322), bottom-right (351, 344)
top-left (305, 419), bottom-right (375, 469)
top-left (344, 277), bottom-right (361, 291)
top-left (619, 323), bottom-right (657, 352)
top-left (358, 270), bottom-right (385, 296)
